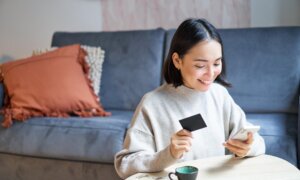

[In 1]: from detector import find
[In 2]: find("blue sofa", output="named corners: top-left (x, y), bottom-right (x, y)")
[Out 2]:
top-left (0, 27), bottom-right (299, 180)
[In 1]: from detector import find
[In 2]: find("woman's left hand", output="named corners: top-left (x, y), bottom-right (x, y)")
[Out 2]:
top-left (223, 132), bottom-right (253, 157)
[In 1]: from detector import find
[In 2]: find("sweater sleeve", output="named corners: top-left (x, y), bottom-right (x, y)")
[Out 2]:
top-left (223, 88), bottom-right (266, 157)
top-left (114, 97), bottom-right (178, 179)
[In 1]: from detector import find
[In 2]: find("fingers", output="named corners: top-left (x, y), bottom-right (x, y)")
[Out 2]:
top-left (224, 133), bottom-right (254, 157)
top-left (175, 129), bottom-right (193, 148)
top-left (245, 132), bottom-right (254, 144)
top-left (172, 137), bottom-right (192, 146)
top-left (170, 129), bottom-right (193, 159)
top-left (226, 139), bottom-right (250, 150)
top-left (170, 140), bottom-right (191, 159)
top-left (223, 141), bottom-right (249, 157)
top-left (177, 129), bottom-right (193, 138)
top-left (172, 142), bottom-right (191, 152)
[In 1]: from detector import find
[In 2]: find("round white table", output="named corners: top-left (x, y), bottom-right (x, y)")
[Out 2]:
top-left (126, 155), bottom-right (300, 180)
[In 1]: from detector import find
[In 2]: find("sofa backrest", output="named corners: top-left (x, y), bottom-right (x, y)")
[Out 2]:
top-left (52, 29), bottom-right (165, 111)
top-left (165, 27), bottom-right (300, 114)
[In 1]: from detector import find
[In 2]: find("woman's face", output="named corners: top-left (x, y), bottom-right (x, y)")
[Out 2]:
top-left (172, 40), bottom-right (222, 92)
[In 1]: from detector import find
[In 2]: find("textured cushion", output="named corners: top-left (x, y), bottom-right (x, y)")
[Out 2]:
top-left (165, 27), bottom-right (300, 113)
top-left (81, 45), bottom-right (105, 95)
top-left (0, 44), bottom-right (110, 128)
top-left (0, 110), bottom-right (133, 163)
top-left (32, 45), bottom-right (105, 95)
top-left (51, 28), bottom-right (165, 110)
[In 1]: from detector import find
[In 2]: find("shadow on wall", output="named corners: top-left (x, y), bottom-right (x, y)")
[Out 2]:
top-left (0, 55), bottom-right (14, 63)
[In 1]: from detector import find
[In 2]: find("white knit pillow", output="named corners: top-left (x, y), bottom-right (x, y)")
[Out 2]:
top-left (32, 45), bottom-right (105, 95)
top-left (80, 45), bottom-right (105, 95)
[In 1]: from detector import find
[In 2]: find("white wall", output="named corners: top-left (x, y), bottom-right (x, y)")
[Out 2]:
top-left (0, 0), bottom-right (102, 60)
top-left (251, 0), bottom-right (300, 27)
top-left (1, 0), bottom-right (300, 61)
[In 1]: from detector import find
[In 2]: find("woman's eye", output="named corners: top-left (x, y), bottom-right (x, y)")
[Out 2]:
top-left (214, 63), bottom-right (221, 67)
top-left (195, 65), bottom-right (205, 69)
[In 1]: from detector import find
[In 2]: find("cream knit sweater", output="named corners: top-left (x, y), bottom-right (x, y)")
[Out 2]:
top-left (114, 83), bottom-right (265, 179)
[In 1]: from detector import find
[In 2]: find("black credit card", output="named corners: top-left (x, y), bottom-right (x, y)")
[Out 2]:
top-left (179, 114), bottom-right (207, 132)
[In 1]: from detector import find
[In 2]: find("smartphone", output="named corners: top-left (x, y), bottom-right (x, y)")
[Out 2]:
top-left (232, 125), bottom-right (260, 141)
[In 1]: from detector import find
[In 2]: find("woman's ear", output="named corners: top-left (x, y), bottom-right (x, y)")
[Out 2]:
top-left (172, 52), bottom-right (182, 70)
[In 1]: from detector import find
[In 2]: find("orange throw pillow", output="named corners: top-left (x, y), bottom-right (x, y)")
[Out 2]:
top-left (0, 44), bottom-right (111, 128)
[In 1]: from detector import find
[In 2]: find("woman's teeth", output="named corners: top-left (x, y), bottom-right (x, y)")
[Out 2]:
top-left (199, 79), bottom-right (211, 85)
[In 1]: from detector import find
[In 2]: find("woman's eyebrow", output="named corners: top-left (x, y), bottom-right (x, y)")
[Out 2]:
top-left (193, 57), bottom-right (222, 62)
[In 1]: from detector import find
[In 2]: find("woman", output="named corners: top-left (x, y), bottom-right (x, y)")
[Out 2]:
top-left (114, 18), bottom-right (265, 179)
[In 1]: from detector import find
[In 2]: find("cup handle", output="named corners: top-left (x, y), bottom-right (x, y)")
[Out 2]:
top-left (168, 172), bottom-right (176, 180)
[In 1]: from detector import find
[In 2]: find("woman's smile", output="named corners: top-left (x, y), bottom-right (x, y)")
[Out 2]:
top-left (198, 79), bottom-right (213, 86)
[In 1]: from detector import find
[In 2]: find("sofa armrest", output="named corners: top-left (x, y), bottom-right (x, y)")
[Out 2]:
top-left (0, 83), bottom-right (4, 108)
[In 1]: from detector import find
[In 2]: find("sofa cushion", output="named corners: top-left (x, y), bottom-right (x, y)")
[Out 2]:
top-left (32, 45), bottom-right (106, 96)
top-left (0, 44), bottom-right (110, 128)
top-left (247, 113), bottom-right (297, 166)
top-left (0, 110), bottom-right (133, 163)
top-left (219, 27), bottom-right (300, 113)
top-left (51, 29), bottom-right (165, 111)
top-left (165, 27), bottom-right (300, 113)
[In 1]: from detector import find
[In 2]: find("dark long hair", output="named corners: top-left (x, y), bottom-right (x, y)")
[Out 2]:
top-left (163, 18), bottom-right (231, 87)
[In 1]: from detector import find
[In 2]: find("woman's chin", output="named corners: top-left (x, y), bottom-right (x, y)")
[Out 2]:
top-left (196, 81), bottom-right (212, 91)
top-left (193, 85), bottom-right (210, 92)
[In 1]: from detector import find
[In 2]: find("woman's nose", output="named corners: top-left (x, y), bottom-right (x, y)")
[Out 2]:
top-left (204, 66), bottom-right (214, 78)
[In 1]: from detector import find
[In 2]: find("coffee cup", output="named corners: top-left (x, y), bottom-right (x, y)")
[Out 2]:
top-left (168, 166), bottom-right (198, 180)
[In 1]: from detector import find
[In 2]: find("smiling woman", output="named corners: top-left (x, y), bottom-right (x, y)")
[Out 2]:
top-left (170, 40), bottom-right (223, 92)
top-left (163, 19), bottom-right (230, 89)
top-left (114, 18), bottom-right (265, 179)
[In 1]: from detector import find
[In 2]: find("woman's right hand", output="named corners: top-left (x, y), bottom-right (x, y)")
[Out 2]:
top-left (170, 129), bottom-right (193, 159)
